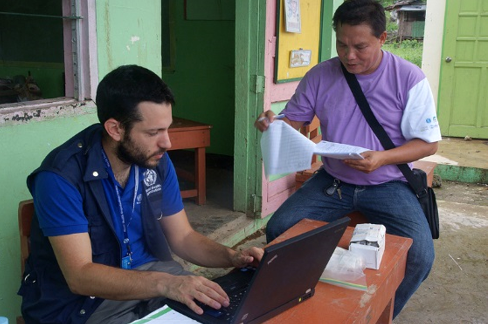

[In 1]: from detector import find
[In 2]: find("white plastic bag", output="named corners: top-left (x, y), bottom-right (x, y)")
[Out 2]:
top-left (320, 247), bottom-right (368, 291)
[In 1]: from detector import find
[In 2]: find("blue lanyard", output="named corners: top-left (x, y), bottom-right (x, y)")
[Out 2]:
top-left (101, 149), bottom-right (139, 260)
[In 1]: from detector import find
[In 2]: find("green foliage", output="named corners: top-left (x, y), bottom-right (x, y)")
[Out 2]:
top-left (386, 20), bottom-right (398, 34)
top-left (383, 40), bottom-right (423, 67)
top-left (380, 1), bottom-right (425, 67)
top-left (380, 0), bottom-right (396, 6)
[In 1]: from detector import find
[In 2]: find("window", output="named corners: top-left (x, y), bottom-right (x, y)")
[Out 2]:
top-left (0, 0), bottom-right (97, 118)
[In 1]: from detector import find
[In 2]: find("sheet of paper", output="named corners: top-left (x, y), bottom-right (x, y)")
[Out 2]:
top-left (260, 121), bottom-right (371, 177)
top-left (260, 120), bottom-right (315, 177)
top-left (313, 141), bottom-right (368, 160)
top-left (130, 305), bottom-right (199, 323)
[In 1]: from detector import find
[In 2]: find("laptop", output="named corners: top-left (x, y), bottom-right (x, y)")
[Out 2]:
top-left (166, 217), bottom-right (350, 324)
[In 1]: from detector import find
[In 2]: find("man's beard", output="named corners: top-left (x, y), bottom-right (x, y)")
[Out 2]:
top-left (116, 134), bottom-right (165, 169)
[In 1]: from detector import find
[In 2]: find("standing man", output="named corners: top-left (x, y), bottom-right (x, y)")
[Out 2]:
top-left (19, 65), bottom-right (263, 324)
top-left (255, 0), bottom-right (441, 318)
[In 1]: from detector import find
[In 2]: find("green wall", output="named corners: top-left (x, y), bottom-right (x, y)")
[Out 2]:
top-left (0, 112), bottom-right (98, 320)
top-left (96, 0), bottom-right (163, 78)
top-left (162, 1), bottom-right (235, 156)
top-left (0, 0), bottom-right (162, 320)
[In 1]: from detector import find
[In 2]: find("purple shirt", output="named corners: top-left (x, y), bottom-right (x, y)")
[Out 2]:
top-left (282, 51), bottom-right (441, 185)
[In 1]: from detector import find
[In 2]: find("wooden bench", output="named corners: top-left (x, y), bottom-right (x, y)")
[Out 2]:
top-left (294, 117), bottom-right (438, 226)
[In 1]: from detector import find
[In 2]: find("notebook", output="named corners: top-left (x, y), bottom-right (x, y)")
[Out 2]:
top-left (166, 217), bottom-right (350, 324)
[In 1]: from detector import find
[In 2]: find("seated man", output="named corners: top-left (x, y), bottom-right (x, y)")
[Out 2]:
top-left (255, 0), bottom-right (441, 319)
top-left (18, 64), bottom-right (263, 324)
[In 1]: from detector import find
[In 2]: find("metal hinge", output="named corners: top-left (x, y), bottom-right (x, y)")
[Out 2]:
top-left (251, 193), bottom-right (262, 214)
top-left (252, 75), bottom-right (265, 94)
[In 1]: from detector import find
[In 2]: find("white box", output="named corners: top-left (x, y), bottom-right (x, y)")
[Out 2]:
top-left (349, 224), bottom-right (386, 270)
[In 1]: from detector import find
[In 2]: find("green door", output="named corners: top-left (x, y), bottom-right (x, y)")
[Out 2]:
top-left (234, 0), bottom-right (267, 215)
top-left (438, 0), bottom-right (488, 139)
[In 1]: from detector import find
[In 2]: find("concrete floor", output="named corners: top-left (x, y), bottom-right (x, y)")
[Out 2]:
top-left (424, 137), bottom-right (488, 169)
top-left (174, 136), bottom-right (488, 323)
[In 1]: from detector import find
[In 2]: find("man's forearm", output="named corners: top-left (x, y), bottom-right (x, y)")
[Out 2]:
top-left (381, 139), bottom-right (438, 165)
top-left (171, 230), bottom-right (236, 268)
top-left (65, 262), bottom-right (175, 300)
top-left (50, 233), bottom-right (178, 301)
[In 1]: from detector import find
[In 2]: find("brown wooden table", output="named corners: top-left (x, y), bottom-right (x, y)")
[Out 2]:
top-left (265, 219), bottom-right (413, 324)
top-left (168, 117), bottom-right (211, 205)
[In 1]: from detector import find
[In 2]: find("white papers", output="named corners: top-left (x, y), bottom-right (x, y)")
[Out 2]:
top-left (260, 120), bottom-right (369, 177)
top-left (130, 305), bottom-right (199, 323)
top-left (314, 141), bottom-right (368, 160)
top-left (261, 120), bottom-right (316, 177)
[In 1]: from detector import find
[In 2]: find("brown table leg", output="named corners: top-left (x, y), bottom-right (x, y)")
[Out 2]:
top-left (195, 147), bottom-right (206, 205)
top-left (377, 297), bottom-right (394, 324)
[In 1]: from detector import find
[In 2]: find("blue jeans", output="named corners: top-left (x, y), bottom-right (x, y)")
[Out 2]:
top-left (266, 168), bottom-right (434, 318)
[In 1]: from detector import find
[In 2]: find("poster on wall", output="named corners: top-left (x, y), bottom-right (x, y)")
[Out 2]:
top-left (284, 0), bottom-right (301, 33)
top-left (290, 49), bottom-right (311, 68)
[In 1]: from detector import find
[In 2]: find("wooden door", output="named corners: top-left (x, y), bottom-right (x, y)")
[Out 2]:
top-left (438, 0), bottom-right (488, 139)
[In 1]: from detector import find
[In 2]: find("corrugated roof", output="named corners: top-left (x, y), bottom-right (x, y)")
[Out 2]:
top-left (385, 0), bottom-right (426, 11)
top-left (398, 4), bottom-right (426, 11)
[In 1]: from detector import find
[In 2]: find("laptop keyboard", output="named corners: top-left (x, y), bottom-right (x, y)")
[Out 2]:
top-left (200, 267), bottom-right (255, 321)
top-left (202, 285), bottom-right (248, 321)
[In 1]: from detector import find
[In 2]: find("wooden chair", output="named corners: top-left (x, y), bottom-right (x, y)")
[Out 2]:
top-left (17, 199), bottom-right (33, 324)
top-left (19, 199), bottom-right (34, 276)
top-left (295, 116), bottom-right (323, 190)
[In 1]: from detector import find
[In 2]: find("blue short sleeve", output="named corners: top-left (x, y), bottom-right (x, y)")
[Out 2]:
top-left (32, 171), bottom-right (88, 236)
top-left (161, 154), bottom-right (184, 216)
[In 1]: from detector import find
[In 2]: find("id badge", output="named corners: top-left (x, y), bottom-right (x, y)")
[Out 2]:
top-left (122, 255), bottom-right (132, 269)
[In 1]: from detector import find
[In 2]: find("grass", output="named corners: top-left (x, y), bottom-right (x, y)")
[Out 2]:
top-left (383, 39), bottom-right (424, 68)
top-left (381, 3), bottom-right (424, 68)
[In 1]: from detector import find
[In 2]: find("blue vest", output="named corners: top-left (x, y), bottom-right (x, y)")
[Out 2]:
top-left (18, 124), bottom-right (173, 324)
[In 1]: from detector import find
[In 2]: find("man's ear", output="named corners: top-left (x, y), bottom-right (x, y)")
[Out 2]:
top-left (379, 31), bottom-right (387, 46)
top-left (103, 118), bottom-right (124, 142)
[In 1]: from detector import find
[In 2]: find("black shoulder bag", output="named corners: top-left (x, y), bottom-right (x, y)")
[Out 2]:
top-left (341, 64), bottom-right (439, 239)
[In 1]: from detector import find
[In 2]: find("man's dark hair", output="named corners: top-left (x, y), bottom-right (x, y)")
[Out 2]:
top-left (332, 0), bottom-right (386, 38)
top-left (96, 65), bottom-right (175, 132)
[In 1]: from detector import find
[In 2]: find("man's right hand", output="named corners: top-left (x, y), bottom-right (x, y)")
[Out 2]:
top-left (254, 111), bottom-right (282, 132)
top-left (163, 274), bottom-right (230, 315)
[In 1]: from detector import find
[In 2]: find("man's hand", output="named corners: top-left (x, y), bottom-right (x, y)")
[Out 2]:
top-left (343, 139), bottom-right (439, 173)
top-left (343, 150), bottom-right (386, 173)
top-left (254, 111), bottom-right (283, 132)
top-left (164, 246), bottom-right (263, 315)
top-left (231, 247), bottom-right (264, 268)
top-left (164, 275), bottom-right (230, 315)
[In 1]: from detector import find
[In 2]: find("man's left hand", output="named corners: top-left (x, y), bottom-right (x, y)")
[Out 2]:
top-left (231, 247), bottom-right (264, 268)
top-left (343, 150), bottom-right (385, 173)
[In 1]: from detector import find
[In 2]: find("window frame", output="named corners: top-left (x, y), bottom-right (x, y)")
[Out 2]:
top-left (0, 0), bottom-right (98, 124)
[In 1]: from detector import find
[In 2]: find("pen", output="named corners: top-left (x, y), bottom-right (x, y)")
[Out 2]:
top-left (258, 114), bottom-right (285, 122)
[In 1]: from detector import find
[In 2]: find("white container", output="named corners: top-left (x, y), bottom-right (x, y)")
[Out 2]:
top-left (349, 224), bottom-right (386, 270)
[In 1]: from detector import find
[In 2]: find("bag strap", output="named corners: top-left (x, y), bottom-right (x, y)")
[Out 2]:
top-left (340, 63), bottom-right (427, 198)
